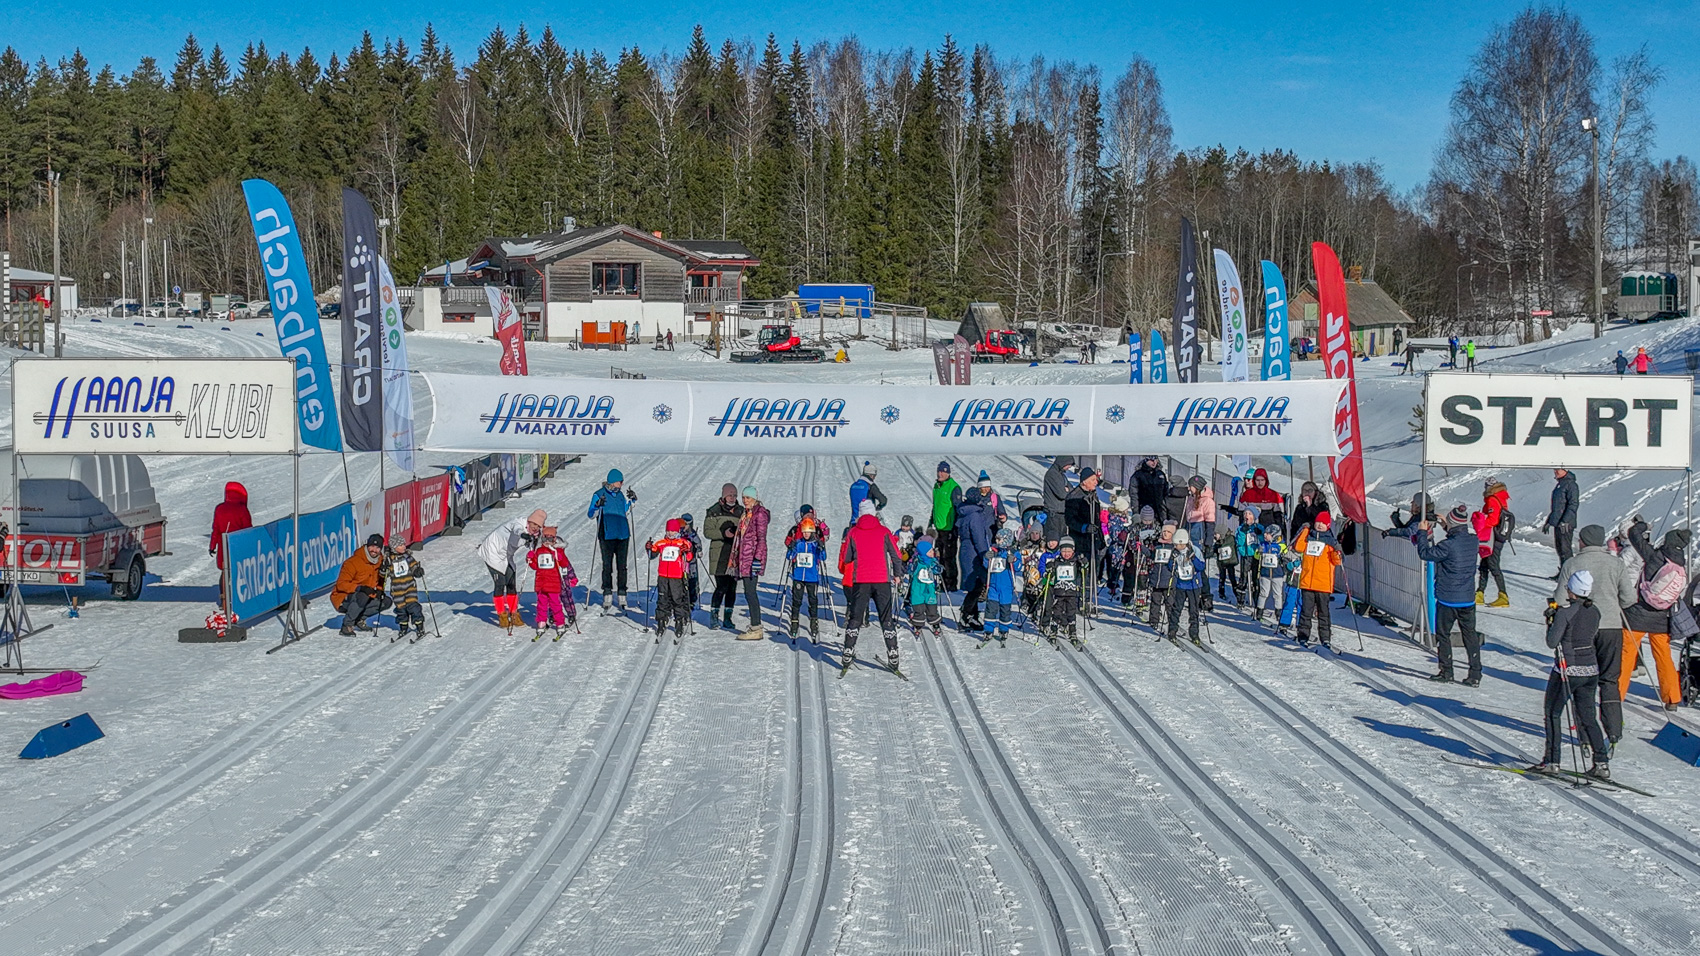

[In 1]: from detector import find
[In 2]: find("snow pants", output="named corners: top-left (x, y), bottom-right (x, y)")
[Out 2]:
top-left (1239, 556), bottom-right (1259, 604)
top-left (910, 602), bottom-right (942, 629)
top-left (535, 591), bottom-right (567, 628)
top-left (340, 587), bottom-right (393, 629)
top-left (1593, 628), bottom-right (1623, 741)
top-left (1434, 603), bottom-right (1481, 682)
top-left (935, 529), bottom-right (960, 591)
top-left (599, 537), bottom-right (630, 595)
top-left (1167, 587), bottom-right (1203, 642)
top-left (1046, 591), bottom-right (1081, 637)
top-left (394, 599), bottom-right (424, 628)
top-left (845, 582), bottom-right (897, 653)
top-left (1477, 548), bottom-right (1505, 598)
top-left (789, 580), bottom-right (820, 630)
top-left (983, 599), bottom-right (1013, 634)
top-left (1296, 589), bottom-right (1332, 645)
top-left (1216, 556), bottom-right (1238, 598)
top-left (655, 577), bottom-right (689, 635)
top-left (1543, 670), bottom-right (1607, 764)
top-left (1620, 630), bottom-right (1682, 706)
top-left (1256, 573), bottom-right (1284, 615)
top-left (1147, 587), bottom-right (1171, 631)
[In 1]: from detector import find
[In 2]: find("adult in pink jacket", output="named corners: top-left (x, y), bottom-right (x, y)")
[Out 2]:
top-left (837, 501), bottom-right (905, 671)
top-left (732, 485), bottom-right (771, 639)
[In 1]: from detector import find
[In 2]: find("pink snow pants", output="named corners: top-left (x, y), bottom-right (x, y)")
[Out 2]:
top-left (535, 592), bottom-right (566, 627)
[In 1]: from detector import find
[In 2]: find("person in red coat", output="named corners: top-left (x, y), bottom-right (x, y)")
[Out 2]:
top-left (210, 481), bottom-right (252, 606)
top-left (837, 501), bottom-right (905, 672)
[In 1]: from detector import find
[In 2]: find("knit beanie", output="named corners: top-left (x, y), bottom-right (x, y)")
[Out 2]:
top-left (1578, 524), bottom-right (1605, 548)
top-left (1447, 503), bottom-right (1471, 526)
top-left (743, 485), bottom-right (759, 500)
top-left (938, 461), bottom-right (951, 474)
top-left (1567, 569), bottom-right (1594, 598)
top-left (858, 500), bottom-right (877, 518)
top-left (1139, 506), bottom-right (1155, 522)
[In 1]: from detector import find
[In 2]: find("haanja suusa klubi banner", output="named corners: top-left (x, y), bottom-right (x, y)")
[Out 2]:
top-left (422, 373), bottom-right (1347, 457)
top-left (14, 358), bottom-right (297, 455)
top-left (1423, 371), bottom-right (1693, 470)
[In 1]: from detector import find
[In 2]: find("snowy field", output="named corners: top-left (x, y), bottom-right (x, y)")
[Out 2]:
top-left (1, 316), bottom-right (1698, 956)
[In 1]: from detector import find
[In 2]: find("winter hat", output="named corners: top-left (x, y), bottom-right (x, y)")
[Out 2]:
top-left (1059, 536), bottom-right (1077, 549)
top-left (722, 483), bottom-right (739, 499)
top-left (1263, 523), bottom-right (1282, 539)
top-left (1663, 529), bottom-right (1692, 555)
top-left (1139, 505), bottom-right (1155, 522)
top-left (1173, 527), bottom-right (1191, 546)
top-left (365, 533), bottom-right (385, 548)
top-left (916, 538), bottom-right (933, 555)
top-left (528, 509), bottom-right (548, 527)
top-left (1078, 467), bottom-right (1097, 481)
top-left (1242, 508), bottom-right (1257, 522)
top-left (742, 485), bottom-right (759, 500)
top-left (1447, 503), bottom-right (1471, 526)
top-left (1314, 512), bottom-right (1332, 529)
top-left (858, 500), bottom-right (878, 518)
top-left (542, 525), bottom-right (559, 540)
top-left (607, 468), bottom-right (624, 484)
top-left (1112, 492), bottom-right (1132, 512)
top-left (798, 504), bottom-right (815, 517)
top-left (665, 518), bottom-right (681, 533)
top-left (862, 461), bottom-right (877, 477)
top-left (996, 527), bottom-right (1016, 548)
top-left (680, 513), bottom-right (694, 524)
top-left (1025, 523), bottom-right (1043, 541)
top-left (1578, 524), bottom-right (1606, 548)
top-left (1567, 569), bottom-right (1594, 597)
top-left (1189, 475), bottom-right (1207, 490)
top-left (978, 471), bottom-right (992, 489)
top-left (1483, 475), bottom-right (1499, 490)
top-left (938, 461), bottom-right (951, 474)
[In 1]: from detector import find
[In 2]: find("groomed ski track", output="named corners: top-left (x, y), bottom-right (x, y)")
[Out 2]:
top-left (1, 320), bottom-right (1698, 955)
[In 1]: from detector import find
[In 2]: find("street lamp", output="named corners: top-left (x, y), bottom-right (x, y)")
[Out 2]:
top-left (1582, 117), bottom-right (1602, 339)
top-left (1096, 249), bottom-right (1138, 327)
top-left (377, 217), bottom-right (391, 261)
top-left (1455, 259), bottom-right (1479, 325)
top-left (49, 170), bottom-right (61, 354)
top-left (142, 215), bottom-right (154, 317)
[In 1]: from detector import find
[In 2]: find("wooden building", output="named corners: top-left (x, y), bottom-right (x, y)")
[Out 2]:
top-left (1291, 267), bottom-right (1415, 357)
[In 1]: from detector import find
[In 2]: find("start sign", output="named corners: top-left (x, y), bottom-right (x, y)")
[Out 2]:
top-left (1423, 371), bottom-right (1692, 470)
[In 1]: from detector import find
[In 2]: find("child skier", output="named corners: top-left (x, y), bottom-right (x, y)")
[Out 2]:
top-left (1293, 512), bottom-right (1345, 648)
top-left (1255, 524), bottom-right (1289, 626)
top-left (385, 542), bottom-right (426, 641)
top-left (679, 513), bottom-right (703, 607)
top-left (645, 519), bottom-right (694, 642)
top-left (1168, 527), bottom-right (1209, 646)
top-left (1235, 509), bottom-right (1260, 607)
top-left (787, 517), bottom-right (826, 640)
top-left (1123, 506), bottom-right (1157, 610)
top-left (896, 515), bottom-right (918, 562)
top-left (1039, 536), bottom-right (1088, 647)
top-left (907, 538), bottom-right (946, 637)
top-left (1213, 529), bottom-right (1239, 605)
top-left (526, 527), bottom-right (578, 640)
top-left (1020, 524), bottom-right (1048, 619)
top-left (1104, 494), bottom-right (1133, 604)
top-left (983, 527), bottom-right (1023, 643)
top-left (1146, 523), bottom-right (1178, 632)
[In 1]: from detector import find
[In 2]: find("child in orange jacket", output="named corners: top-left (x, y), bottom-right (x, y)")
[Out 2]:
top-left (1292, 512), bottom-right (1344, 649)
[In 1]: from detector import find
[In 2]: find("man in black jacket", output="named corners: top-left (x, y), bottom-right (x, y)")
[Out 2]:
top-left (1132, 457), bottom-right (1170, 522)
top-left (1543, 468), bottom-right (1579, 571)
top-left (1065, 468), bottom-right (1104, 606)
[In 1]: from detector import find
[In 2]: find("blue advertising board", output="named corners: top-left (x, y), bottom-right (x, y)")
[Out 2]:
top-left (225, 502), bottom-right (358, 621)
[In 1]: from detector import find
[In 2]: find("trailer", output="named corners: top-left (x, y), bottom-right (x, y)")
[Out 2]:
top-left (1617, 271), bottom-right (1681, 322)
top-left (1, 453), bottom-right (168, 600)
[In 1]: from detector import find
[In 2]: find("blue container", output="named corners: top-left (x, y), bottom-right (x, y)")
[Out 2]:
top-left (797, 284), bottom-right (875, 319)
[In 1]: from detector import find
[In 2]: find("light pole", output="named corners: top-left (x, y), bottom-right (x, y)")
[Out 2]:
top-left (378, 217), bottom-right (391, 261)
top-left (142, 215), bottom-right (153, 316)
top-left (49, 169), bottom-right (61, 355)
top-left (1096, 249), bottom-right (1138, 327)
top-left (1454, 259), bottom-right (1479, 325)
top-left (1582, 116), bottom-right (1602, 339)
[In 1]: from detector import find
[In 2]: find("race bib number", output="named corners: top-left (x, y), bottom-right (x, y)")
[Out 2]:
top-left (391, 560), bottom-right (412, 576)
top-left (1139, 528), bottom-right (1155, 541)
top-left (1057, 565), bottom-right (1076, 582)
top-left (1178, 563), bottom-right (1195, 581)
top-left (1217, 546), bottom-right (1234, 562)
top-left (661, 545), bottom-right (681, 563)
top-left (1154, 547), bottom-right (1173, 565)
top-left (1261, 552), bottom-right (1279, 568)
top-left (1306, 541), bottom-right (1326, 558)
top-left (795, 551), bottom-right (815, 569)
top-left (534, 552), bottom-right (556, 570)
top-left (990, 557), bottom-right (1006, 574)
top-left (918, 568), bottom-right (934, 584)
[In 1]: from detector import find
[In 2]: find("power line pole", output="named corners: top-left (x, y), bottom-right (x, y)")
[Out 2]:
top-left (1583, 116), bottom-right (1602, 339)
top-left (50, 169), bottom-right (61, 356)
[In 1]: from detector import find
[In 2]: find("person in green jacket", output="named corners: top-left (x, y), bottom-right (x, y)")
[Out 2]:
top-left (1464, 339), bottom-right (1477, 371)
top-left (931, 460), bottom-right (963, 591)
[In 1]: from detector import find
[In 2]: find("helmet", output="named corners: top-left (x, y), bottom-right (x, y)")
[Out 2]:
top-left (995, 527), bottom-right (1016, 548)
top-left (799, 517), bottom-right (817, 533)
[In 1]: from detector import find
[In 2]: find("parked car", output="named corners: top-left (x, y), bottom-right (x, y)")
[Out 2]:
top-left (254, 302), bottom-right (272, 319)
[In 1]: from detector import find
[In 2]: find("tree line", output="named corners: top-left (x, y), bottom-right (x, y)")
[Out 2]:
top-left (1, 7), bottom-right (1692, 337)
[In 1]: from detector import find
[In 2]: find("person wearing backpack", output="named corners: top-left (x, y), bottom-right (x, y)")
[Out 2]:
top-left (1474, 477), bottom-right (1511, 607)
top-left (1620, 520), bottom-right (1690, 711)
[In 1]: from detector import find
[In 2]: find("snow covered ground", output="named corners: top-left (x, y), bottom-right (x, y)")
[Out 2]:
top-left (1, 316), bottom-right (1697, 955)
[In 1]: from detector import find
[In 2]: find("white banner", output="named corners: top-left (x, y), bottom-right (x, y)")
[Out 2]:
top-left (1213, 248), bottom-right (1249, 383)
top-left (14, 358), bottom-right (296, 455)
top-left (423, 373), bottom-right (1345, 457)
top-left (1423, 371), bottom-right (1692, 469)
top-left (378, 257), bottom-right (415, 474)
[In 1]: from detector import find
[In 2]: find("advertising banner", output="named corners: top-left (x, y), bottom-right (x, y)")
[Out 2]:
top-left (340, 188), bottom-right (383, 451)
top-left (225, 502), bottom-right (357, 622)
top-left (14, 358), bottom-right (296, 455)
top-left (487, 286), bottom-right (528, 376)
top-left (1314, 242), bottom-right (1368, 524)
top-left (242, 178), bottom-right (342, 451)
top-left (416, 474), bottom-right (452, 539)
top-left (384, 482), bottom-right (415, 545)
top-left (1213, 249), bottom-right (1249, 383)
top-left (1150, 331), bottom-right (1168, 383)
top-left (1422, 372), bottom-right (1692, 469)
top-left (475, 455), bottom-right (505, 511)
top-left (952, 335), bottom-right (973, 386)
top-left (354, 491), bottom-right (385, 545)
top-left (451, 460), bottom-right (484, 525)
top-left (1128, 332), bottom-right (1142, 384)
top-left (932, 342), bottom-right (953, 384)
top-left (499, 453), bottom-right (518, 494)
top-left (1260, 260), bottom-right (1290, 382)
top-left (422, 373), bottom-right (1345, 457)
top-left (1170, 218), bottom-right (1200, 383)
top-left (377, 256), bottom-right (415, 473)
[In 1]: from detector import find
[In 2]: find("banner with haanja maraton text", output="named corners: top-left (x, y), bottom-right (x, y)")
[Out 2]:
top-left (1423, 371), bottom-right (1693, 470)
top-left (422, 372), bottom-right (1347, 457)
top-left (14, 357), bottom-right (297, 455)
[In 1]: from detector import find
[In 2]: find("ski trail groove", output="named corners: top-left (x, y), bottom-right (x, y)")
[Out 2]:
top-left (0, 639), bottom-right (403, 900)
top-left (741, 452), bottom-right (837, 956)
top-left (1059, 649), bottom-right (1382, 956)
top-left (1175, 641), bottom-right (1641, 956)
top-left (1316, 649), bottom-right (1700, 879)
top-left (919, 629), bottom-right (1115, 956)
top-left (422, 455), bottom-right (755, 956)
top-left (84, 640), bottom-right (551, 956)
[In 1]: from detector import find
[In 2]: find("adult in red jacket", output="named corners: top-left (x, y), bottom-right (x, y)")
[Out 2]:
top-left (211, 481), bottom-right (252, 606)
top-left (837, 501), bottom-right (905, 671)
top-left (1237, 468), bottom-right (1286, 530)
top-left (1475, 476), bottom-right (1511, 606)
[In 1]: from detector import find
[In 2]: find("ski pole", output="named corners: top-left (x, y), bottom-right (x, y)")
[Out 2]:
top-left (1340, 575), bottom-right (1366, 652)
top-left (1555, 647), bottom-right (1584, 774)
top-left (421, 579), bottom-right (444, 638)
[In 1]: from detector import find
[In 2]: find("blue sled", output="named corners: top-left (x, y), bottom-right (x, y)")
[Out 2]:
top-left (20, 713), bottom-right (104, 759)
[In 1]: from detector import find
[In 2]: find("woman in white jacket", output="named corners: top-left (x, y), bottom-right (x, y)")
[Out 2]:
top-left (482, 508), bottom-right (547, 627)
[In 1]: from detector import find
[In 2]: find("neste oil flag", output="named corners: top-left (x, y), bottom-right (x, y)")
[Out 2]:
top-left (242, 179), bottom-right (341, 451)
top-left (339, 188), bottom-right (383, 451)
top-left (1213, 249), bottom-right (1249, 383)
top-left (1312, 242), bottom-right (1367, 524)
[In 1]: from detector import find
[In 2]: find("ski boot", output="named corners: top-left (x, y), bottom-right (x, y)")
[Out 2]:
top-left (809, 617), bottom-right (820, 641)
top-left (1068, 626), bottom-right (1084, 651)
top-left (1524, 761), bottom-right (1557, 775)
top-left (533, 628), bottom-right (546, 642)
top-left (553, 626), bottom-right (566, 642)
top-left (838, 639), bottom-right (857, 678)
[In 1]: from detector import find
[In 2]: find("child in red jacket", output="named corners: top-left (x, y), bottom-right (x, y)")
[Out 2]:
top-left (647, 519), bottom-right (696, 642)
top-left (527, 527), bottom-right (578, 640)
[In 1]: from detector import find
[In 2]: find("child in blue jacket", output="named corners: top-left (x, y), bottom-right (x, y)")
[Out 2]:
top-left (787, 517), bottom-right (825, 639)
top-left (983, 527), bottom-right (1023, 642)
top-left (1167, 526), bottom-right (1209, 646)
top-left (907, 538), bottom-right (945, 636)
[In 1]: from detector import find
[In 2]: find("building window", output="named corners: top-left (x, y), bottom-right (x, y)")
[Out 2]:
top-left (444, 313), bottom-right (474, 323)
top-left (593, 262), bottom-right (640, 296)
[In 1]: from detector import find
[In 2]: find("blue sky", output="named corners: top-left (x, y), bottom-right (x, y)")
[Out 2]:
top-left (5, 1), bottom-right (1695, 190)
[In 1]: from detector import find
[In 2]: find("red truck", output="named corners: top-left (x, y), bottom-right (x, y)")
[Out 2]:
top-left (2, 453), bottom-right (168, 599)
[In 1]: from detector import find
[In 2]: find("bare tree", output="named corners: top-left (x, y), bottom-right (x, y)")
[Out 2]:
top-left (1106, 55), bottom-right (1171, 325)
top-left (441, 67), bottom-right (486, 176)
